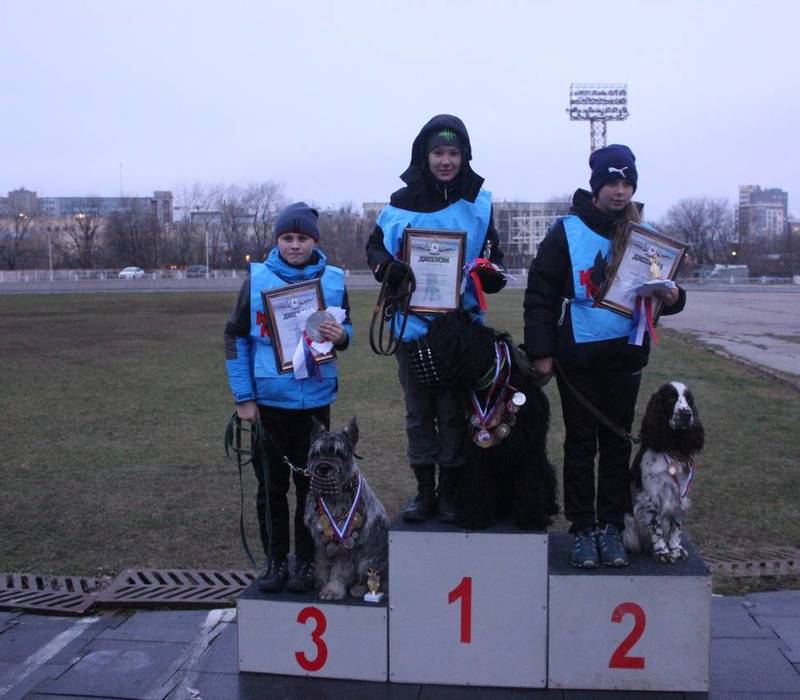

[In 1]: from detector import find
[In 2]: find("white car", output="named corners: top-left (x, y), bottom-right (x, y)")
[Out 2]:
top-left (118, 266), bottom-right (145, 279)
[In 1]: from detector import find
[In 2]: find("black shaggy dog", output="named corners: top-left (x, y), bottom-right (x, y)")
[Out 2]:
top-left (422, 311), bottom-right (558, 531)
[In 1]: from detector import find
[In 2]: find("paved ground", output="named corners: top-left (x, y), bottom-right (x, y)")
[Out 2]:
top-left (1, 589), bottom-right (800, 699)
top-left (660, 285), bottom-right (800, 381)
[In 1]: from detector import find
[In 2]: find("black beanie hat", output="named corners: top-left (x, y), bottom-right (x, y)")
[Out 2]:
top-left (273, 202), bottom-right (320, 242)
top-left (589, 144), bottom-right (638, 195)
top-left (425, 128), bottom-right (463, 155)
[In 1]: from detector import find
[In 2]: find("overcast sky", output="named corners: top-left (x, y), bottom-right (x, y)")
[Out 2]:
top-left (2, 0), bottom-right (797, 220)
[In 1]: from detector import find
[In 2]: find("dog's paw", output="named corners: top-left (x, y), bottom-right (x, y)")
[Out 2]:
top-left (319, 583), bottom-right (345, 601)
top-left (349, 584), bottom-right (366, 598)
top-left (653, 540), bottom-right (670, 562)
top-left (669, 545), bottom-right (688, 561)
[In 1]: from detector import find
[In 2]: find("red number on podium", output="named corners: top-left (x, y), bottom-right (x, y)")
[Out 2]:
top-left (609, 602), bottom-right (646, 669)
top-left (448, 576), bottom-right (472, 644)
top-left (295, 606), bottom-right (328, 671)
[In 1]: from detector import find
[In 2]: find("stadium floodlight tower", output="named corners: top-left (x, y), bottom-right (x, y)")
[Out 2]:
top-left (568, 83), bottom-right (629, 153)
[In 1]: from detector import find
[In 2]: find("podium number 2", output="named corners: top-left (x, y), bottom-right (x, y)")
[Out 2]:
top-left (295, 606), bottom-right (328, 671)
top-left (448, 576), bottom-right (472, 643)
top-left (609, 602), bottom-right (646, 669)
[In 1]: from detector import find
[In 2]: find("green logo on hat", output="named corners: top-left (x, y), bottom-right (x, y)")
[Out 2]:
top-left (438, 129), bottom-right (456, 141)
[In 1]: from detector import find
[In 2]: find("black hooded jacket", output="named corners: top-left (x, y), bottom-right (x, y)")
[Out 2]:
top-left (365, 114), bottom-right (504, 280)
top-left (523, 188), bottom-right (686, 372)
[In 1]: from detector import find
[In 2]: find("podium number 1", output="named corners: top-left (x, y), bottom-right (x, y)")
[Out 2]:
top-left (609, 602), bottom-right (646, 669)
top-left (448, 576), bottom-right (472, 643)
top-left (295, 606), bottom-right (328, 671)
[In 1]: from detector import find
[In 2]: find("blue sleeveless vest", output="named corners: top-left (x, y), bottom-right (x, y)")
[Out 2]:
top-left (377, 189), bottom-right (492, 341)
top-left (247, 254), bottom-right (346, 408)
top-left (563, 214), bottom-right (634, 344)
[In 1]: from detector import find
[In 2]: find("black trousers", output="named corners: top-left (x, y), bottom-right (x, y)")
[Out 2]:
top-left (556, 366), bottom-right (641, 533)
top-left (252, 405), bottom-right (330, 562)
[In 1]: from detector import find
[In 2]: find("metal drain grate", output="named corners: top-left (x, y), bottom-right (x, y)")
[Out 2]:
top-left (0, 573), bottom-right (106, 615)
top-left (703, 547), bottom-right (800, 578)
top-left (96, 568), bottom-right (256, 608)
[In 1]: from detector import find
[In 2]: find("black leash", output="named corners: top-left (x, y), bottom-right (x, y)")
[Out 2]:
top-left (369, 261), bottom-right (416, 356)
top-left (224, 414), bottom-right (310, 571)
top-left (553, 359), bottom-right (641, 445)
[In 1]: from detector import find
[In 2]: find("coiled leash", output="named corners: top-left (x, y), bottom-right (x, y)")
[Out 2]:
top-left (224, 413), bottom-right (308, 571)
top-left (369, 261), bottom-right (416, 356)
top-left (553, 358), bottom-right (641, 445)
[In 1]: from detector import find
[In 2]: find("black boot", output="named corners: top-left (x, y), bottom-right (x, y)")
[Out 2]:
top-left (437, 467), bottom-right (459, 523)
top-left (401, 464), bottom-right (437, 522)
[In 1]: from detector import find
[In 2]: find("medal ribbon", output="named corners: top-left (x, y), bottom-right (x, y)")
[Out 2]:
top-left (318, 473), bottom-right (363, 542)
top-left (628, 296), bottom-right (659, 346)
top-left (469, 342), bottom-right (511, 426)
top-left (668, 456), bottom-right (696, 500)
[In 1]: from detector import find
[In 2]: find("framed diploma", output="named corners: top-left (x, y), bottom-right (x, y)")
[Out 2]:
top-left (261, 279), bottom-right (334, 373)
top-left (598, 223), bottom-right (688, 318)
top-left (402, 228), bottom-right (466, 314)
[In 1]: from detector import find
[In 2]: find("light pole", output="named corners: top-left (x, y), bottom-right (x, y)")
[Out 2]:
top-left (46, 226), bottom-right (54, 281)
top-left (567, 83), bottom-right (629, 153)
top-left (205, 224), bottom-right (210, 279)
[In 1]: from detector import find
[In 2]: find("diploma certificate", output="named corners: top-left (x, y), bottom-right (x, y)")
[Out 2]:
top-left (402, 229), bottom-right (466, 314)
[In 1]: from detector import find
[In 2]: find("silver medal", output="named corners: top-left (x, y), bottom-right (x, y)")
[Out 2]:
top-left (343, 536), bottom-right (356, 550)
top-left (496, 422), bottom-right (510, 438)
top-left (512, 392), bottom-right (526, 407)
top-left (305, 310), bottom-right (335, 342)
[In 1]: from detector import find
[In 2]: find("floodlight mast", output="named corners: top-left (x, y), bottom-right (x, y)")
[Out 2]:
top-left (567, 83), bottom-right (629, 153)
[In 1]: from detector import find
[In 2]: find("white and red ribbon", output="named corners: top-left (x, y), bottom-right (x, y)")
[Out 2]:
top-left (628, 296), bottom-right (658, 346)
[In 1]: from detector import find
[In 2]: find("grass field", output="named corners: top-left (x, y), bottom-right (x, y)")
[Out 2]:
top-left (1, 290), bottom-right (799, 590)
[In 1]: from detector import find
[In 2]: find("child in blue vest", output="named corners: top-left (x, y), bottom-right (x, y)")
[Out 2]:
top-left (365, 114), bottom-right (506, 523)
top-left (523, 145), bottom-right (685, 569)
top-left (225, 202), bottom-right (352, 592)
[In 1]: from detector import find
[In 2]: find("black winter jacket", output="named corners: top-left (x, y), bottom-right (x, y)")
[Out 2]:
top-left (365, 114), bottom-right (505, 286)
top-left (523, 189), bottom-right (685, 372)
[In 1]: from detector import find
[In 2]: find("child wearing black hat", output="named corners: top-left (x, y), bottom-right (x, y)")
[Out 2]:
top-left (523, 144), bottom-right (686, 569)
top-left (365, 114), bottom-right (507, 524)
top-left (225, 202), bottom-right (352, 592)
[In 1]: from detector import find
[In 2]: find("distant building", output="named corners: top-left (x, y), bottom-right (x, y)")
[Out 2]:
top-left (361, 200), bottom-right (570, 271)
top-left (0, 188), bottom-right (173, 225)
top-left (493, 201), bottom-right (570, 271)
top-left (737, 185), bottom-right (788, 241)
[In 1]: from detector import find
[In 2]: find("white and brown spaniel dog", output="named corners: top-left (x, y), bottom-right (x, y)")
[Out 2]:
top-left (623, 382), bottom-right (705, 562)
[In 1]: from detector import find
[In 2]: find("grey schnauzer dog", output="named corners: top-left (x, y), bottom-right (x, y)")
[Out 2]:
top-left (304, 417), bottom-right (389, 600)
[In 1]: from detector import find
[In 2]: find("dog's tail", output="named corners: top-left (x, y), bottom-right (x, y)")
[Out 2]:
top-left (622, 513), bottom-right (642, 554)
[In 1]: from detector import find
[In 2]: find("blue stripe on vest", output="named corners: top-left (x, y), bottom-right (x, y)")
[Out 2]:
top-left (377, 190), bottom-right (492, 341)
top-left (563, 215), bottom-right (633, 344)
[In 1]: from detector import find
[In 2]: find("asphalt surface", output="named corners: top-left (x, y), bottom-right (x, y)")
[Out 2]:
top-left (661, 285), bottom-right (800, 381)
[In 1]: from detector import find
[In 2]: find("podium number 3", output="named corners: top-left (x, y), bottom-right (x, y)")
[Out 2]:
top-left (295, 606), bottom-right (328, 671)
top-left (609, 602), bottom-right (646, 669)
top-left (448, 576), bottom-right (472, 643)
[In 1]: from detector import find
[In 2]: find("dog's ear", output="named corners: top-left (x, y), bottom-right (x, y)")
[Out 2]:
top-left (344, 416), bottom-right (359, 448)
top-left (310, 417), bottom-right (327, 441)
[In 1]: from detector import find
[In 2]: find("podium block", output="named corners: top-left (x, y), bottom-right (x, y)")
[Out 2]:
top-left (237, 582), bottom-right (388, 681)
top-left (388, 519), bottom-right (548, 688)
top-left (547, 532), bottom-right (711, 692)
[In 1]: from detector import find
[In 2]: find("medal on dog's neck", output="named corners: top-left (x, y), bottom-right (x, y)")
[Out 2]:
top-left (317, 473), bottom-right (363, 543)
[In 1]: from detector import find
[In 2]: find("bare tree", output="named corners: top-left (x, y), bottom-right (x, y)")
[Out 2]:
top-left (104, 200), bottom-right (163, 268)
top-left (0, 208), bottom-right (39, 270)
top-left (317, 203), bottom-right (364, 270)
top-left (661, 197), bottom-right (736, 266)
top-left (241, 182), bottom-right (286, 257)
top-left (55, 200), bottom-right (103, 268)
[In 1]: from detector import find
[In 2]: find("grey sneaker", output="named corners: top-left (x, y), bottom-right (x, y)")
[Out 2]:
top-left (597, 524), bottom-right (629, 567)
top-left (571, 528), bottom-right (599, 569)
